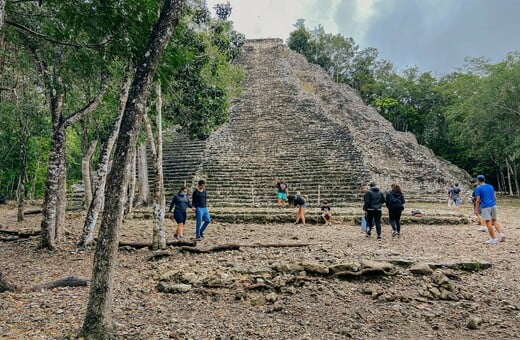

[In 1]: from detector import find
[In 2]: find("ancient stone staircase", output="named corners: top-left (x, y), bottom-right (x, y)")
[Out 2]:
top-left (161, 39), bottom-right (469, 208)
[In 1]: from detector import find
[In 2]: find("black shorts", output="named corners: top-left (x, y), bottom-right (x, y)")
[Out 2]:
top-left (173, 210), bottom-right (187, 224)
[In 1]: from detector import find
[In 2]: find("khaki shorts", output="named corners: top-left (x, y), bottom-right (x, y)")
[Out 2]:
top-left (480, 206), bottom-right (497, 220)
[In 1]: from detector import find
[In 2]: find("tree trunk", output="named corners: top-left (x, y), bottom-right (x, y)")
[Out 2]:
top-left (40, 125), bottom-right (65, 250)
top-left (55, 135), bottom-right (67, 241)
top-left (145, 83), bottom-right (166, 250)
top-left (16, 82), bottom-right (29, 222)
top-left (28, 158), bottom-right (40, 200)
top-left (81, 1), bottom-right (184, 338)
top-left (17, 138), bottom-right (27, 222)
top-left (0, 0), bottom-right (5, 32)
top-left (39, 74), bottom-right (108, 250)
top-left (135, 142), bottom-right (150, 206)
top-left (82, 140), bottom-right (98, 210)
top-left (125, 147), bottom-right (137, 216)
top-left (78, 74), bottom-right (131, 249)
top-left (506, 155), bottom-right (519, 197)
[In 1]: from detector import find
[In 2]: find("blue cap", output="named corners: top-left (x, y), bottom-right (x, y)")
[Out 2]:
top-left (476, 175), bottom-right (485, 181)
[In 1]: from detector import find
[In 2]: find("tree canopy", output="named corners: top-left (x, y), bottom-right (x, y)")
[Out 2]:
top-left (287, 20), bottom-right (519, 194)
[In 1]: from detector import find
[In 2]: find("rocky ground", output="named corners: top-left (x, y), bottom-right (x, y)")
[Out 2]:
top-left (0, 199), bottom-right (519, 339)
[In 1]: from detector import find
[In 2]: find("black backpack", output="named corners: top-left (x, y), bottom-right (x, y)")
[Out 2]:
top-left (386, 192), bottom-right (402, 208)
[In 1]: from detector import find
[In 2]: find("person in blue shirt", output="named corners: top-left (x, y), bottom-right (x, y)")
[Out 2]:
top-left (474, 174), bottom-right (505, 244)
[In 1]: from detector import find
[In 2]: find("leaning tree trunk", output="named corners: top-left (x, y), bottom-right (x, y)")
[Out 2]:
top-left (144, 83), bottom-right (166, 250)
top-left (78, 74), bottom-right (131, 249)
top-left (135, 142), bottom-right (150, 206)
top-left (82, 140), bottom-right (98, 210)
top-left (81, 2), bottom-right (184, 338)
top-left (125, 147), bottom-right (137, 216)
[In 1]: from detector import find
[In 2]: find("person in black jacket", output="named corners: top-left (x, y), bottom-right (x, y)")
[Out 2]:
top-left (192, 179), bottom-right (211, 241)
top-left (363, 182), bottom-right (386, 240)
top-left (167, 186), bottom-right (195, 241)
top-left (385, 183), bottom-right (405, 237)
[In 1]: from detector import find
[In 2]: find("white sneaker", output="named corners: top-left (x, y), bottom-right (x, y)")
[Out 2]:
top-left (498, 233), bottom-right (506, 242)
top-left (478, 226), bottom-right (488, 232)
top-left (484, 238), bottom-right (499, 245)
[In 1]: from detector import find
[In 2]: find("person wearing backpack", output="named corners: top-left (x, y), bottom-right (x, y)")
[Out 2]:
top-left (385, 183), bottom-right (405, 237)
top-left (363, 182), bottom-right (386, 240)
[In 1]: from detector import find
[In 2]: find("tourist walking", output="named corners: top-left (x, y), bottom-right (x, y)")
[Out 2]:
top-left (475, 175), bottom-right (505, 244)
top-left (289, 193), bottom-right (306, 226)
top-left (363, 182), bottom-right (385, 240)
top-left (469, 178), bottom-right (485, 229)
top-left (167, 186), bottom-right (195, 241)
top-left (385, 183), bottom-right (405, 237)
top-left (275, 178), bottom-right (289, 208)
top-left (451, 183), bottom-right (463, 213)
top-left (321, 200), bottom-right (332, 225)
top-left (192, 179), bottom-right (211, 241)
top-left (447, 185), bottom-right (454, 208)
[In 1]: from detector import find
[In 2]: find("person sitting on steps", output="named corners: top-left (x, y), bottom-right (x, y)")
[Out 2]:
top-left (321, 200), bottom-right (332, 226)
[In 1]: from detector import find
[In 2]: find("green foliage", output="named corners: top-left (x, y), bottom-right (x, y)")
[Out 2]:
top-left (161, 2), bottom-right (244, 139)
top-left (1, 0), bottom-right (244, 199)
top-left (288, 21), bottom-right (519, 193)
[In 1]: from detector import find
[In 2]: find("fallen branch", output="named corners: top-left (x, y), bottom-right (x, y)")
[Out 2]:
top-left (1, 236), bottom-right (20, 242)
top-left (180, 244), bottom-right (241, 254)
top-left (179, 242), bottom-right (312, 254)
top-left (147, 250), bottom-right (173, 261)
top-left (28, 276), bottom-right (88, 292)
top-left (24, 209), bottom-right (43, 215)
top-left (114, 239), bottom-right (196, 249)
top-left (242, 243), bottom-right (314, 248)
top-left (244, 282), bottom-right (270, 290)
top-left (0, 228), bottom-right (41, 238)
top-left (332, 268), bottom-right (388, 279)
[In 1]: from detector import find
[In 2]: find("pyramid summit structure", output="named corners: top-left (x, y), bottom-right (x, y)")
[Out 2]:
top-left (161, 39), bottom-right (469, 207)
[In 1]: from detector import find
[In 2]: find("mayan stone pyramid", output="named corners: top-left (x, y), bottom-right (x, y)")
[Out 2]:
top-left (162, 39), bottom-right (469, 207)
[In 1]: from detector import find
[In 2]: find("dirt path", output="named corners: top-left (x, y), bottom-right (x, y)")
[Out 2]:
top-left (0, 200), bottom-right (518, 339)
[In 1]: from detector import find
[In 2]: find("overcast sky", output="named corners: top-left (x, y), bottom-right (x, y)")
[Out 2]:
top-left (206, 0), bottom-right (520, 75)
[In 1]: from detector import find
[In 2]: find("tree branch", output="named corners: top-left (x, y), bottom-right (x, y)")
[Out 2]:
top-left (63, 78), bottom-right (109, 128)
top-left (5, 19), bottom-right (107, 49)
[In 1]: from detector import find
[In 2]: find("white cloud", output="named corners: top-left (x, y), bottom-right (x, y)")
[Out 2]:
top-left (205, 0), bottom-right (520, 74)
top-left (206, 0), bottom-right (341, 40)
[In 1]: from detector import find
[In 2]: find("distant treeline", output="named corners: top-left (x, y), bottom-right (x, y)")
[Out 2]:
top-left (287, 19), bottom-right (519, 195)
